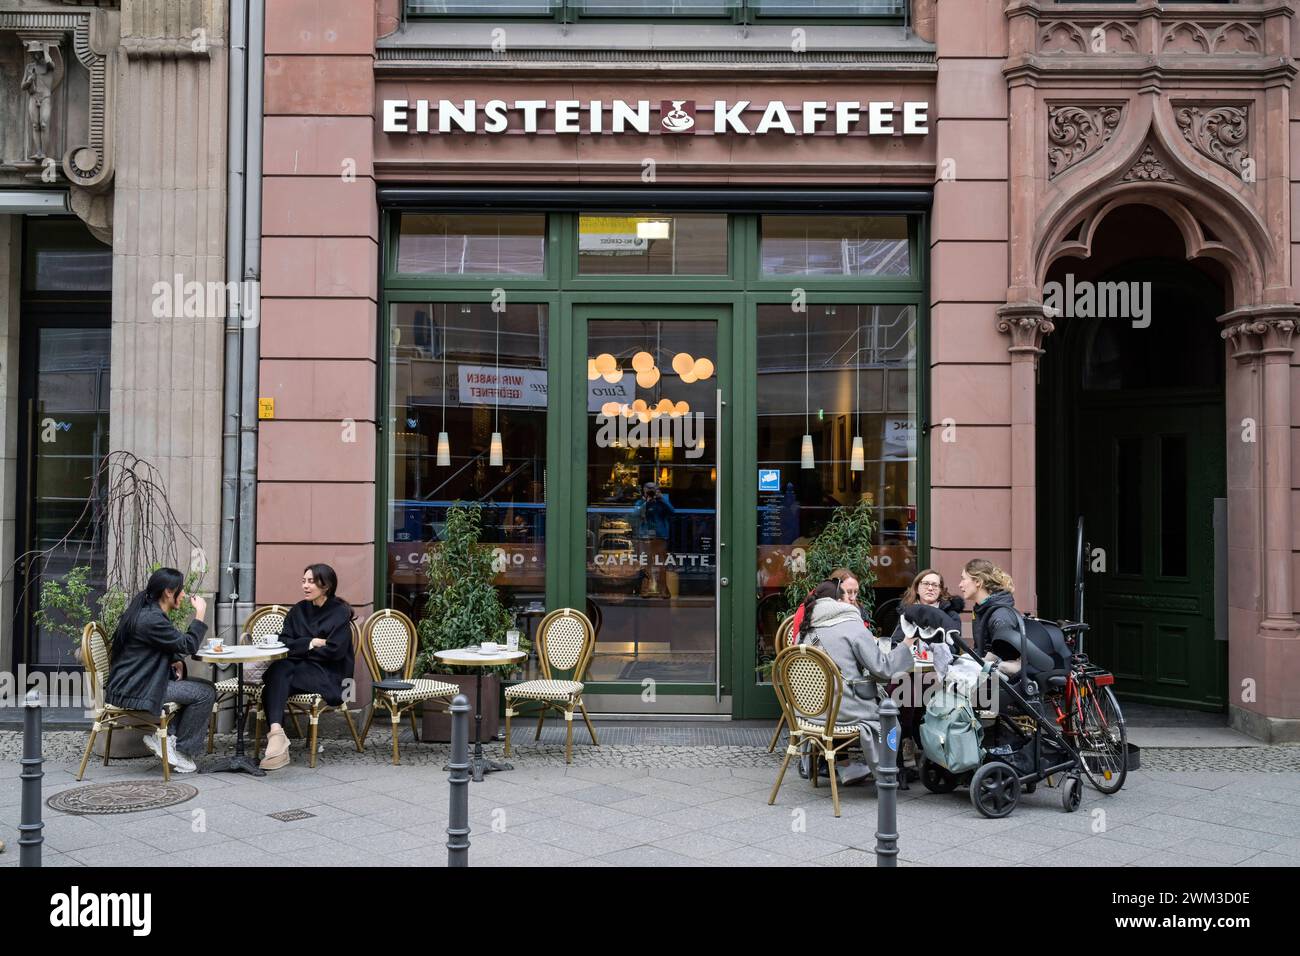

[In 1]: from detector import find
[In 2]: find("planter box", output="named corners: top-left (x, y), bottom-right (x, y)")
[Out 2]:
top-left (421, 673), bottom-right (500, 743)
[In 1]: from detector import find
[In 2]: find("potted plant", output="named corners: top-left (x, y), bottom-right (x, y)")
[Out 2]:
top-left (781, 500), bottom-right (880, 624)
top-left (416, 503), bottom-right (528, 741)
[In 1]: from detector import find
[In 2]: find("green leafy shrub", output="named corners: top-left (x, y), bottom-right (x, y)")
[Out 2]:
top-left (37, 563), bottom-right (202, 643)
top-left (416, 504), bottom-right (524, 675)
top-left (781, 501), bottom-right (880, 621)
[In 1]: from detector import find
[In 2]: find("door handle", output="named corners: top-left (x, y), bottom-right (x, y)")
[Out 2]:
top-left (720, 577), bottom-right (729, 587)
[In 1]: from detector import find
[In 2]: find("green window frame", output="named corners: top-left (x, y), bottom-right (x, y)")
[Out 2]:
top-left (379, 209), bottom-right (929, 711)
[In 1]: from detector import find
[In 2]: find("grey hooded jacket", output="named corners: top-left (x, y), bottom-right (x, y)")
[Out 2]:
top-left (802, 598), bottom-right (915, 726)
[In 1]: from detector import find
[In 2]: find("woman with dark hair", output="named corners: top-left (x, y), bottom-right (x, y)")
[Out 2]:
top-left (105, 567), bottom-right (211, 774)
top-left (258, 564), bottom-right (355, 771)
top-left (891, 568), bottom-right (964, 641)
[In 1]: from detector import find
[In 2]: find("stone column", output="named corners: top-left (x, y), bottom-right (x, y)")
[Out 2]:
top-left (109, 1), bottom-right (227, 589)
top-left (0, 216), bottom-right (19, 671)
top-left (1220, 306), bottom-right (1300, 741)
top-left (995, 304), bottom-right (1054, 615)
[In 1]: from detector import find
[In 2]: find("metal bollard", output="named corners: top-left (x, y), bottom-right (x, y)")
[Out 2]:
top-left (446, 694), bottom-right (470, 867)
top-left (20, 689), bottom-right (44, 868)
top-left (874, 695), bottom-right (900, 867)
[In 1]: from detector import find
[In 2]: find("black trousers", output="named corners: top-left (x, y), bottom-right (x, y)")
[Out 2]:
top-left (261, 659), bottom-right (342, 727)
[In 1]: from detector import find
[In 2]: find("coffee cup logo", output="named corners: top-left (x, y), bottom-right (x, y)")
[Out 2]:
top-left (660, 100), bottom-right (696, 134)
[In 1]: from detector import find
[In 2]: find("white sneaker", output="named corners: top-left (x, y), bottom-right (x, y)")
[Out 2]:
top-left (142, 732), bottom-right (165, 761)
top-left (170, 744), bottom-right (197, 774)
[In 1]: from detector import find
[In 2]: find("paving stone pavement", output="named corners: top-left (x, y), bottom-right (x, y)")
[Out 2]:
top-left (2, 730), bottom-right (1299, 867)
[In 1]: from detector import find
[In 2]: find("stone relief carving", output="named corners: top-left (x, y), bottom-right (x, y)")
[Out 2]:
top-left (1122, 146), bottom-right (1176, 183)
top-left (1162, 20), bottom-right (1263, 55)
top-left (1175, 105), bottom-right (1250, 177)
top-left (1039, 20), bottom-right (1139, 55)
top-left (1048, 104), bottom-right (1122, 179)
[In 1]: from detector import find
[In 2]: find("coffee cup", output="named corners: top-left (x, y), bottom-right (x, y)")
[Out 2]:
top-left (480, 641), bottom-right (499, 654)
top-left (255, 633), bottom-right (277, 647)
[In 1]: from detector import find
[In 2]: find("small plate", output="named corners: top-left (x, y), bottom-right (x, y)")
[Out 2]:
top-left (204, 648), bottom-right (232, 655)
top-left (253, 642), bottom-right (286, 649)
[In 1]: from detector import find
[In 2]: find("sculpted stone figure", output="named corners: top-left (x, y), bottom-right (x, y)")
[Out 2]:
top-left (20, 41), bottom-right (64, 162)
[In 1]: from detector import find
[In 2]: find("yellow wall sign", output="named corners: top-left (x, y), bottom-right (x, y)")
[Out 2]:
top-left (258, 398), bottom-right (275, 420)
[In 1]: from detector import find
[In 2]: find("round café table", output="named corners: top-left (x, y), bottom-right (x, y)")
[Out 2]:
top-left (434, 648), bottom-right (526, 782)
top-left (196, 643), bottom-right (287, 777)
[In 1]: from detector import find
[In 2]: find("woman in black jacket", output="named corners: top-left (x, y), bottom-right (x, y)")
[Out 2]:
top-left (259, 564), bottom-right (355, 771)
top-left (958, 558), bottom-right (1023, 671)
top-left (105, 567), bottom-right (211, 773)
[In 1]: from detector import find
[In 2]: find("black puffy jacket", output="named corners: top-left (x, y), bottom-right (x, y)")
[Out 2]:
top-left (105, 604), bottom-right (208, 714)
top-left (971, 590), bottom-right (1020, 658)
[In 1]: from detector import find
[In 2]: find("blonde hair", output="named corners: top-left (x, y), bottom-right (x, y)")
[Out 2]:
top-left (963, 558), bottom-right (1014, 594)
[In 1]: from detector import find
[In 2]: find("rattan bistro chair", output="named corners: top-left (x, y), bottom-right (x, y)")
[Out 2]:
top-left (207, 604), bottom-right (294, 754)
top-left (768, 644), bottom-right (864, 818)
top-left (504, 607), bottom-right (600, 764)
top-left (766, 614), bottom-right (798, 752)
top-left (360, 609), bottom-right (458, 765)
top-left (257, 619), bottom-right (366, 768)
top-left (76, 623), bottom-right (179, 782)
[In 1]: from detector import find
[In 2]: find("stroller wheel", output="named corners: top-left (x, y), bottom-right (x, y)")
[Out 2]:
top-left (1061, 773), bottom-right (1082, 813)
top-left (919, 757), bottom-right (959, 794)
top-left (970, 762), bottom-right (1020, 819)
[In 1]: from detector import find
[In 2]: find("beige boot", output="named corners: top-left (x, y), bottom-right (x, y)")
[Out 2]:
top-left (259, 728), bottom-right (290, 771)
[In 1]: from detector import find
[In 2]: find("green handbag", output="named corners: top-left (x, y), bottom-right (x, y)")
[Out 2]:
top-left (919, 686), bottom-right (984, 773)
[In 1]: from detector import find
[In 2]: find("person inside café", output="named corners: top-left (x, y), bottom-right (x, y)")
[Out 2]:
top-left (799, 577), bottom-right (917, 785)
top-left (258, 564), bottom-right (356, 771)
top-left (105, 567), bottom-right (212, 774)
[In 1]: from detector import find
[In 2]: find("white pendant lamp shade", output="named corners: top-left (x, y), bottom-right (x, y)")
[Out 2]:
top-left (436, 431), bottom-right (451, 467)
top-left (800, 434), bottom-right (815, 469)
top-left (489, 431), bottom-right (504, 466)
top-left (850, 436), bottom-right (864, 472)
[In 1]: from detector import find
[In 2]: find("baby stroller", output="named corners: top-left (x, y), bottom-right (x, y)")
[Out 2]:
top-left (911, 602), bottom-right (1129, 818)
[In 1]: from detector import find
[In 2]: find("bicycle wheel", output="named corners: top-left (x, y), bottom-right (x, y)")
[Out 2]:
top-left (1074, 682), bottom-right (1127, 794)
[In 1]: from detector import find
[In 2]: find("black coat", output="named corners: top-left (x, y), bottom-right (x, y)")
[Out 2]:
top-left (274, 597), bottom-right (355, 703)
top-left (971, 590), bottom-right (1020, 657)
top-left (105, 605), bottom-right (208, 713)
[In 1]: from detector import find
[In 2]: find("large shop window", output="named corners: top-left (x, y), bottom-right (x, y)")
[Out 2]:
top-left (754, 303), bottom-right (918, 680)
top-left (386, 302), bottom-right (549, 618)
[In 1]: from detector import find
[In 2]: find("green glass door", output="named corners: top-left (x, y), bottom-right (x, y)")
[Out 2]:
top-left (1079, 399), bottom-right (1227, 709)
top-left (570, 304), bottom-right (733, 705)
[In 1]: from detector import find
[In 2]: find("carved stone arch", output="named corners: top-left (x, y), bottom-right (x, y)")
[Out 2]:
top-left (1031, 110), bottom-right (1271, 309)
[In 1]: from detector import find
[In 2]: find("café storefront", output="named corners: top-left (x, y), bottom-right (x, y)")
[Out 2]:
top-left (374, 88), bottom-right (934, 717)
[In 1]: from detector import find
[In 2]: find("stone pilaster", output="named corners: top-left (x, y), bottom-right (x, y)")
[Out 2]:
top-left (995, 303), bottom-right (1055, 615)
top-left (110, 0), bottom-right (227, 590)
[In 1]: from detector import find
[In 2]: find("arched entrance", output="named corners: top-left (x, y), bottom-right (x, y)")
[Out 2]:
top-left (1037, 205), bottom-right (1229, 710)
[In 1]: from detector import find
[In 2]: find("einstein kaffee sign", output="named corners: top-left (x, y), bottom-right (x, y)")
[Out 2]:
top-left (382, 97), bottom-right (930, 136)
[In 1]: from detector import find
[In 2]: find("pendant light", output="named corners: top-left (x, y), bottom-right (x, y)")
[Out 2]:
top-left (490, 306), bottom-right (503, 466)
top-left (801, 309), bottom-right (815, 469)
top-left (436, 305), bottom-right (451, 467)
top-left (850, 314), bottom-right (864, 472)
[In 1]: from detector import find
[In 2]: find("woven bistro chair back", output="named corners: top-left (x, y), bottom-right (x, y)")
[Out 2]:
top-left (774, 644), bottom-right (844, 732)
top-left (245, 604), bottom-right (289, 643)
top-left (773, 613), bottom-right (796, 657)
top-left (537, 608), bottom-right (595, 680)
top-left (81, 622), bottom-right (111, 711)
top-left (363, 608), bottom-right (418, 681)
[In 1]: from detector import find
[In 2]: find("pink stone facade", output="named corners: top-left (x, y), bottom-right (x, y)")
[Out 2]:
top-left (256, 1), bottom-right (1300, 737)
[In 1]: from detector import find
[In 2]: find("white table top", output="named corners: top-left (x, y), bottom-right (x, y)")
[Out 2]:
top-left (435, 648), bottom-right (527, 666)
top-left (195, 644), bottom-right (288, 663)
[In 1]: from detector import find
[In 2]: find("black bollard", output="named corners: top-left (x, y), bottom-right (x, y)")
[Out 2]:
top-left (20, 689), bottom-right (44, 868)
top-left (446, 694), bottom-right (470, 867)
top-left (875, 695), bottom-right (900, 867)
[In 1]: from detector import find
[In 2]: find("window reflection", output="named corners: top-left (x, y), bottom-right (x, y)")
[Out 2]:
top-left (754, 304), bottom-right (918, 680)
top-left (760, 215), bottom-right (910, 277)
top-left (578, 213), bottom-right (728, 276)
top-left (397, 214), bottom-right (546, 276)
top-left (386, 303), bottom-right (548, 621)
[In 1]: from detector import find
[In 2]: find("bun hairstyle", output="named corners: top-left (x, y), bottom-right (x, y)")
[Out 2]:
top-left (963, 558), bottom-right (1014, 594)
